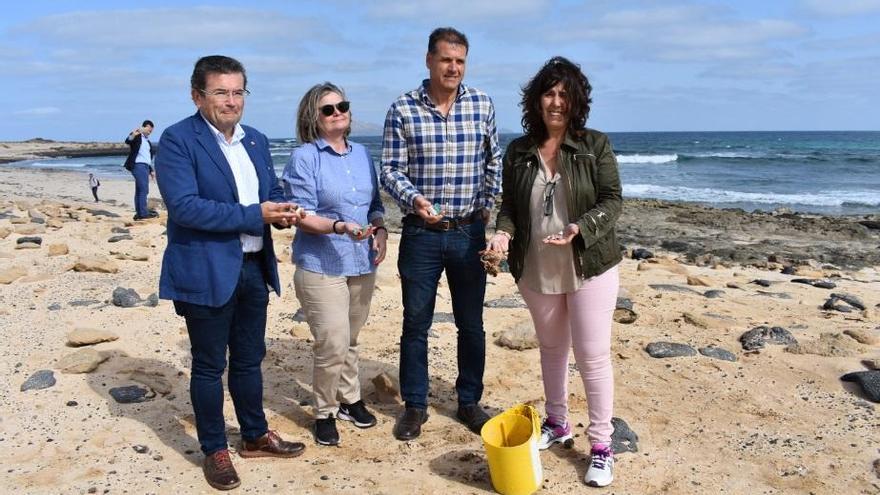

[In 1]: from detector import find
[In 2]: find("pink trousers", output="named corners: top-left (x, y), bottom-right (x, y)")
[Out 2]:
top-left (518, 265), bottom-right (619, 445)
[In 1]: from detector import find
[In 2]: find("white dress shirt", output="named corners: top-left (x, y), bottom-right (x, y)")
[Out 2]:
top-left (201, 114), bottom-right (263, 253)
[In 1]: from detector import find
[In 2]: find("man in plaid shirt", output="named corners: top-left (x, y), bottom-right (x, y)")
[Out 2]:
top-left (381, 27), bottom-right (502, 441)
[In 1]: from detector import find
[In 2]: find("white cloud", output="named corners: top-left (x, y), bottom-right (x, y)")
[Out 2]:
top-left (801, 0), bottom-right (880, 16)
top-left (364, 0), bottom-right (550, 19)
top-left (549, 5), bottom-right (807, 62)
top-left (12, 7), bottom-right (329, 50)
top-left (14, 107), bottom-right (61, 116)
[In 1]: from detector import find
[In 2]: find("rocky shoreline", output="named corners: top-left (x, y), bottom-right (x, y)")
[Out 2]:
top-left (0, 139), bottom-right (126, 164)
top-left (380, 194), bottom-right (880, 271)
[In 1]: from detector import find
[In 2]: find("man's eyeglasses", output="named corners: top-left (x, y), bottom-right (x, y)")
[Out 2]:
top-left (320, 101), bottom-right (350, 116)
top-left (198, 89), bottom-right (250, 100)
top-left (543, 181), bottom-right (557, 216)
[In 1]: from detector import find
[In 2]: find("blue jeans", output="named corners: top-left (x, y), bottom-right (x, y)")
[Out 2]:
top-left (397, 220), bottom-right (487, 410)
top-left (132, 162), bottom-right (150, 217)
top-left (174, 257), bottom-right (270, 455)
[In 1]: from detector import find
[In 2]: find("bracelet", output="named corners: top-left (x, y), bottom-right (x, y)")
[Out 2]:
top-left (332, 219), bottom-right (344, 234)
top-left (373, 226), bottom-right (387, 235)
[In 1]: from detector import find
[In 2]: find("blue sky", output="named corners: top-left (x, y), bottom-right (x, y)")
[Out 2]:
top-left (2, 0), bottom-right (879, 140)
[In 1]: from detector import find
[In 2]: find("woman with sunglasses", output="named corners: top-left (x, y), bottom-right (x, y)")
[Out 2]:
top-left (485, 57), bottom-right (622, 487)
top-left (281, 82), bottom-right (387, 446)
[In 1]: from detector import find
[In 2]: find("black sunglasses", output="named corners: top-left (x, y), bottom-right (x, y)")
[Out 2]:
top-left (319, 101), bottom-right (350, 116)
top-left (543, 181), bottom-right (557, 216)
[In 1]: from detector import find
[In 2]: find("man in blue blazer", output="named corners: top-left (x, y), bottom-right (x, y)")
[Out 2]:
top-left (155, 55), bottom-right (306, 491)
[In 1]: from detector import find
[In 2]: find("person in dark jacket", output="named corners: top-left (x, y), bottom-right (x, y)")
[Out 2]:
top-left (155, 55), bottom-right (307, 491)
top-left (486, 56), bottom-right (623, 488)
top-left (124, 119), bottom-right (158, 220)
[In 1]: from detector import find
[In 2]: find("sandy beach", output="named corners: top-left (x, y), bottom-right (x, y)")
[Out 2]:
top-left (1, 166), bottom-right (878, 494)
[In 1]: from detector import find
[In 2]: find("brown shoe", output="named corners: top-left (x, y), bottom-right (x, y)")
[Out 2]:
top-left (239, 430), bottom-right (306, 458)
top-left (203, 449), bottom-right (241, 490)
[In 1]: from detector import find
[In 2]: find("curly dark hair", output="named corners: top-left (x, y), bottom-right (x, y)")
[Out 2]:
top-left (520, 56), bottom-right (592, 143)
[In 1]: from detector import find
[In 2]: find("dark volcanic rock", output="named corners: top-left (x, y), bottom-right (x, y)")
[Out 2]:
top-left (829, 293), bottom-right (866, 311)
top-left (20, 370), bottom-right (56, 391)
top-left (108, 234), bottom-right (133, 243)
top-left (858, 220), bottom-right (880, 230)
top-left (111, 227), bottom-right (130, 234)
top-left (699, 346), bottom-right (737, 362)
top-left (781, 266), bottom-right (796, 275)
top-left (16, 236), bottom-right (43, 245)
top-left (86, 208), bottom-right (120, 218)
top-left (740, 326), bottom-right (797, 350)
top-left (631, 248), bottom-right (654, 260)
top-left (750, 279), bottom-right (772, 287)
top-left (111, 287), bottom-right (142, 308)
top-left (841, 371), bottom-right (880, 403)
top-left (645, 342), bottom-right (697, 358)
top-left (109, 385), bottom-right (155, 404)
top-left (613, 298), bottom-right (638, 324)
top-left (47, 303), bottom-right (62, 311)
top-left (703, 290), bottom-right (725, 299)
top-left (484, 296), bottom-right (526, 309)
top-left (610, 417), bottom-right (639, 453)
top-left (791, 278), bottom-right (836, 289)
top-left (811, 280), bottom-right (837, 289)
top-left (648, 284), bottom-right (701, 295)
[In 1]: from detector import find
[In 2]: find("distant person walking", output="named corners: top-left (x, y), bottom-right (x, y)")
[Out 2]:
top-left (124, 119), bottom-right (158, 220)
top-left (88, 173), bottom-right (100, 202)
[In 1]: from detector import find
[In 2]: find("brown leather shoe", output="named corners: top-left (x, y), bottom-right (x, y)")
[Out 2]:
top-left (239, 430), bottom-right (306, 458)
top-left (203, 449), bottom-right (241, 490)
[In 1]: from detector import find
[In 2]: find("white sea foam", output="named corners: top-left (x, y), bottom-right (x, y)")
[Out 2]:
top-left (624, 184), bottom-right (880, 207)
top-left (616, 154), bottom-right (678, 164)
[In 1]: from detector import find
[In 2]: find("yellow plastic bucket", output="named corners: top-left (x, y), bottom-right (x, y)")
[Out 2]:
top-left (481, 404), bottom-right (543, 495)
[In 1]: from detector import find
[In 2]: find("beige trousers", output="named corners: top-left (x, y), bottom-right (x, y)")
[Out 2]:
top-left (294, 267), bottom-right (376, 419)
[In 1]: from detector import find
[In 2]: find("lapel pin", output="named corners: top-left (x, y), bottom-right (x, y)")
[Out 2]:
top-left (250, 141), bottom-right (255, 146)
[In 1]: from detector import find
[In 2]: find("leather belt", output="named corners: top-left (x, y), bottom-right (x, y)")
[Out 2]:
top-left (403, 213), bottom-right (478, 232)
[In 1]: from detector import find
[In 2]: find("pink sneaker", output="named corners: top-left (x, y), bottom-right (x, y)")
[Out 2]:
top-left (585, 443), bottom-right (614, 487)
top-left (537, 418), bottom-right (573, 450)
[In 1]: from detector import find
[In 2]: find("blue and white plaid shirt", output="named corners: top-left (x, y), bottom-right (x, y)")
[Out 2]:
top-left (380, 79), bottom-right (502, 218)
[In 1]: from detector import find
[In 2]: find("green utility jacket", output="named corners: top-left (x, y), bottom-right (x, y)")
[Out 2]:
top-left (495, 129), bottom-right (623, 282)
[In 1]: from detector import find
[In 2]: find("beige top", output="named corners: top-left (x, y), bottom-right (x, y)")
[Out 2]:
top-left (520, 153), bottom-right (583, 294)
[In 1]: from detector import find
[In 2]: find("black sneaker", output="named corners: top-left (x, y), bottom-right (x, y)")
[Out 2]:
top-left (338, 400), bottom-right (377, 428)
top-left (314, 417), bottom-right (339, 446)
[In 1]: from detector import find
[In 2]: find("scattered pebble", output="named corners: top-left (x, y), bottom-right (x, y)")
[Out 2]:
top-left (610, 417), bottom-right (639, 453)
top-left (699, 346), bottom-right (737, 362)
top-left (109, 385), bottom-right (155, 404)
top-left (739, 326), bottom-right (797, 350)
top-left (645, 342), bottom-right (697, 358)
top-left (20, 370), bottom-right (56, 391)
top-left (840, 371), bottom-right (880, 403)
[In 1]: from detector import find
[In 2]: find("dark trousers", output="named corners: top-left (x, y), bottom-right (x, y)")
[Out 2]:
top-left (91, 186), bottom-right (99, 202)
top-left (174, 257), bottom-right (270, 455)
top-left (132, 162), bottom-right (150, 217)
top-left (397, 220), bottom-right (487, 410)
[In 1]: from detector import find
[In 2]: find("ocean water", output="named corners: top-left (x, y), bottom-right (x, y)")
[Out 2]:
top-left (5, 131), bottom-right (879, 215)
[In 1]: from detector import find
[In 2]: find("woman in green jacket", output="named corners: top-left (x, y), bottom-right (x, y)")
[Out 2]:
top-left (486, 56), bottom-right (623, 488)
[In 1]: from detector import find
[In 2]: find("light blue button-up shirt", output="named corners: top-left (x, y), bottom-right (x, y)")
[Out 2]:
top-left (135, 135), bottom-right (153, 165)
top-left (281, 138), bottom-right (384, 276)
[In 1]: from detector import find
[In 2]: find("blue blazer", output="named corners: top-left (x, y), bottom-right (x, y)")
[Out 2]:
top-left (155, 112), bottom-right (284, 307)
